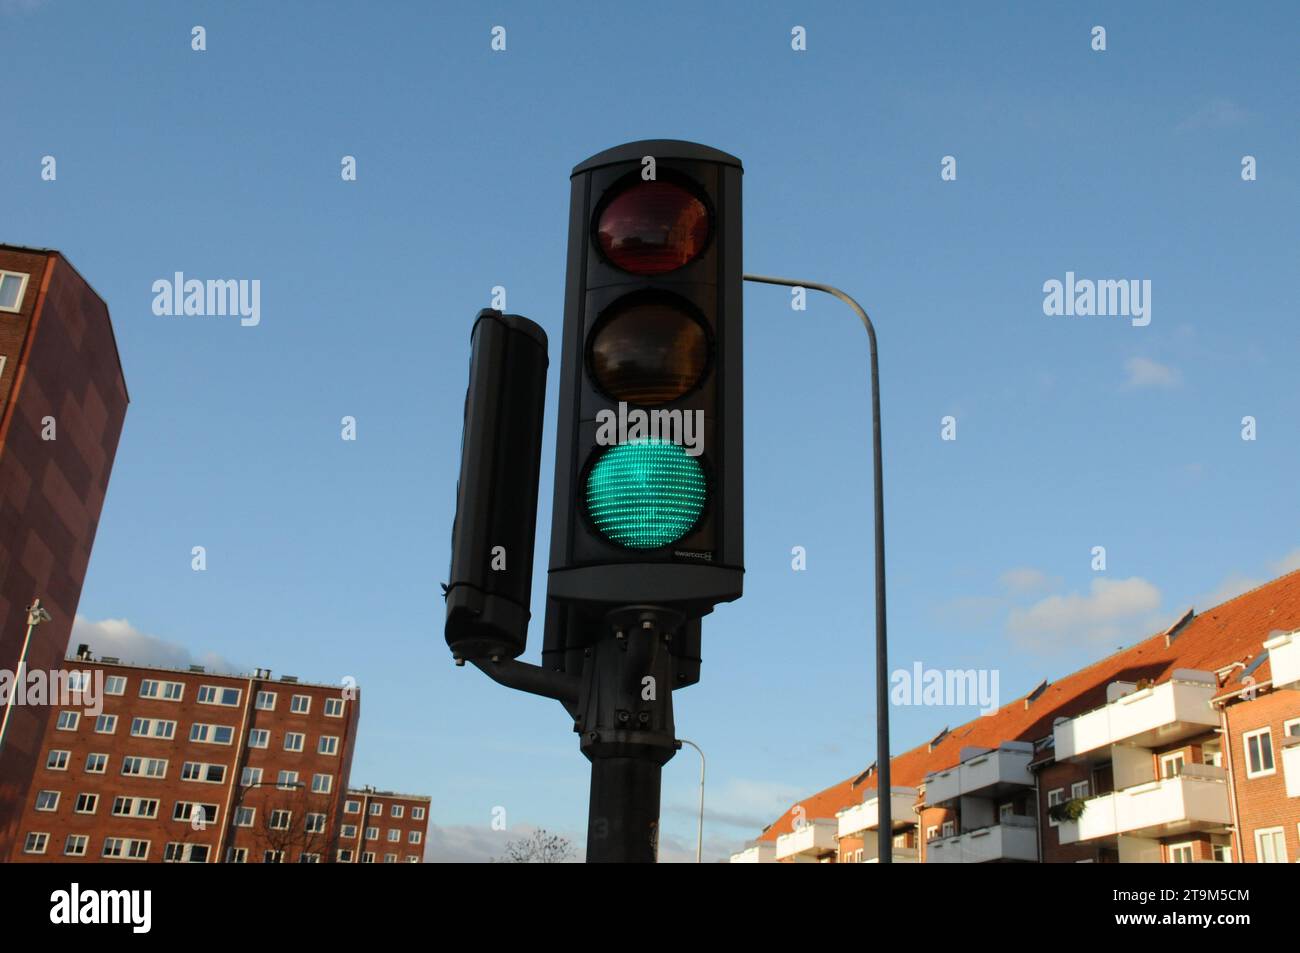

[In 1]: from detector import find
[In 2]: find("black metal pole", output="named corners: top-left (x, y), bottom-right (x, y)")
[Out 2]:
top-left (586, 757), bottom-right (664, 863)
top-left (743, 274), bottom-right (891, 863)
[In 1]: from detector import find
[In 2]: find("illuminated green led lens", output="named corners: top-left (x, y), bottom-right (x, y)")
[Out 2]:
top-left (585, 440), bottom-right (707, 550)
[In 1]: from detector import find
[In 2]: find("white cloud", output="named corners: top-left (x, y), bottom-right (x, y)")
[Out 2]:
top-left (70, 616), bottom-right (244, 675)
top-left (1272, 549), bottom-right (1300, 576)
top-left (1007, 577), bottom-right (1163, 650)
top-left (999, 567), bottom-right (1059, 596)
top-left (1122, 357), bottom-right (1181, 390)
top-left (1194, 548), bottom-right (1300, 609)
top-left (424, 823), bottom-right (583, 863)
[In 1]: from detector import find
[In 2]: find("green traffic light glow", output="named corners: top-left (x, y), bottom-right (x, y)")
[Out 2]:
top-left (585, 440), bottom-right (707, 550)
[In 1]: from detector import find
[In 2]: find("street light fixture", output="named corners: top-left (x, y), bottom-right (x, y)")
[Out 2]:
top-left (0, 598), bottom-right (53, 755)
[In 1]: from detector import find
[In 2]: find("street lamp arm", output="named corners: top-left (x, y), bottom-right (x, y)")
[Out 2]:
top-left (742, 272), bottom-right (892, 863)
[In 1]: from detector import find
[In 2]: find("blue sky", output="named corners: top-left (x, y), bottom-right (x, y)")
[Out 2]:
top-left (2, 2), bottom-right (1296, 860)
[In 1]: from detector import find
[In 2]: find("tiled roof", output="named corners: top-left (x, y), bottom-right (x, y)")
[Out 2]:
top-left (758, 567), bottom-right (1300, 842)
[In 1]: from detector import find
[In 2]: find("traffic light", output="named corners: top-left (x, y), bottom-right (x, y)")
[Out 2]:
top-left (445, 309), bottom-right (549, 662)
top-left (545, 140), bottom-right (744, 620)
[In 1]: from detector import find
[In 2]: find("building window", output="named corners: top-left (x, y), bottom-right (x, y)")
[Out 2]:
top-left (23, 832), bottom-right (49, 854)
top-left (182, 762), bottom-right (226, 784)
top-left (1244, 728), bottom-right (1275, 778)
top-left (312, 773), bottom-right (332, 794)
top-left (1212, 843), bottom-right (1232, 863)
top-left (64, 834), bottom-right (89, 857)
top-left (284, 732), bottom-right (305, 752)
top-left (318, 735), bottom-right (339, 756)
top-left (269, 810), bottom-right (292, 831)
top-left (1160, 753), bottom-right (1185, 779)
top-left (408, 830), bottom-right (422, 845)
top-left (1284, 717), bottom-right (1300, 738)
top-left (0, 271), bottom-right (31, 312)
top-left (74, 793), bottom-right (99, 814)
top-left (391, 804), bottom-right (404, 819)
top-left (46, 750), bottom-right (70, 771)
top-left (925, 825), bottom-right (938, 842)
top-left (241, 766), bottom-right (263, 787)
top-left (387, 828), bottom-right (401, 843)
top-left (248, 728), bottom-right (270, 748)
top-left (34, 790), bottom-right (59, 812)
top-left (1047, 788), bottom-right (1064, 827)
top-left (189, 723), bottom-right (234, 745)
top-left (277, 770), bottom-right (299, 790)
top-left (1071, 780), bottom-right (1091, 800)
top-left (362, 852), bottom-right (376, 864)
top-left (56, 710), bottom-right (80, 731)
top-left (412, 806), bottom-right (426, 821)
top-left (344, 799), bottom-right (361, 814)
top-left (235, 807), bottom-right (255, 827)
top-left (940, 820), bottom-right (954, 839)
top-left (255, 691), bottom-right (277, 711)
top-left (1255, 827), bottom-right (1287, 863)
top-left (84, 753), bottom-right (108, 774)
top-left (305, 813), bottom-right (326, 834)
top-left (1167, 842), bottom-right (1195, 863)
top-left (369, 802), bottom-right (383, 816)
top-left (264, 850), bottom-right (285, 863)
top-left (164, 843), bottom-right (211, 863)
top-left (366, 827), bottom-right (379, 841)
top-left (998, 802), bottom-right (1014, 821)
top-left (139, 679), bottom-right (184, 701)
top-left (225, 847), bottom-right (248, 863)
top-left (121, 756), bottom-right (168, 778)
top-left (384, 853), bottom-right (397, 864)
top-left (197, 685), bottom-right (241, 707)
top-left (131, 717), bottom-right (177, 740)
top-left (112, 796), bottom-right (160, 818)
top-left (95, 714), bottom-right (117, 734)
top-left (406, 855), bottom-right (420, 863)
top-left (290, 694), bottom-right (311, 714)
top-left (1202, 740), bottom-right (1223, 768)
top-left (341, 824), bottom-right (358, 839)
top-left (104, 675), bottom-right (127, 695)
top-left (325, 697), bottom-right (344, 717)
top-left (299, 853), bottom-right (321, 864)
top-left (337, 849), bottom-right (354, 862)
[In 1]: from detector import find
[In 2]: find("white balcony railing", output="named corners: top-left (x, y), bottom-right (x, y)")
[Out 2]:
top-left (923, 743), bottom-right (1034, 806)
top-left (1057, 766), bottom-right (1231, 845)
top-left (836, 787), bottom-right (918, 839)
top-left (1053, 670), bottom-right (1218, 761)
top-left (864, 847), bottom-right (919, 863)
top-left (774, 819), bottom-right (838, 862)
top-left (925, 816), bottom-right (1038, 864)
top-left (730, 842), bottom-right (777, 863)
top-left (1265, 630), bottom-right (1300, 689)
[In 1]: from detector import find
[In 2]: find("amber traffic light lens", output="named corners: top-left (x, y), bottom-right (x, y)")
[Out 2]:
top-left (596, 180), bottom-right (711, 275)
top-left (588, 300), bottom-right (709, 405)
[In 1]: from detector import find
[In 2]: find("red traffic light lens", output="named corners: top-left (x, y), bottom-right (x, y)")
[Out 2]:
top-left (588, 298), bottom-right (709, 406)
top-left (596, 180), bottom-right (711, 275)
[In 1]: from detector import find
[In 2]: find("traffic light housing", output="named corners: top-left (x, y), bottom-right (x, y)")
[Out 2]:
top-left (546, 140), bottom-right (743, 620)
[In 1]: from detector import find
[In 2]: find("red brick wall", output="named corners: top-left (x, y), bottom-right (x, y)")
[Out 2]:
top-left (338, 790), bottom-right (432, 863)
top-left (1038, 760), bottom-right (1104, 863)
top-left (1225, 688), bottom-right (1300, 862)
top-left (0, 248), bottom-right (128, 858)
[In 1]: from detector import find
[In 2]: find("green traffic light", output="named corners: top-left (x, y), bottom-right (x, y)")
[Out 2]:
top-left (585, 440), bottom-right (706, 549)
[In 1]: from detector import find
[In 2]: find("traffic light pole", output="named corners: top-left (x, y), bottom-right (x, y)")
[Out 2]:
top-left (743, 273), bottom-right (892, 864)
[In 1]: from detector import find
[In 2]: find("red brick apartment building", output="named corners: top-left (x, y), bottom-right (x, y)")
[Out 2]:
top-left (732, 569), bottom-right (1300, 864)
top-left (0, 245), bottom-right (129, 859)
top-left (8, 653), bottom-right (367, 863)
top-left (338, 787), bottom-right (432, 863)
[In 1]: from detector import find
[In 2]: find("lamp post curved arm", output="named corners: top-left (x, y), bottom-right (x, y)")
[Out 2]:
top-left (742, 273), bottom-right (891, 864)
top-left (676, 738), bottom-right (706, 863)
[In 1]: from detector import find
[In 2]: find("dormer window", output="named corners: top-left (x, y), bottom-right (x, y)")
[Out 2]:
top-left (0, 271), bottom-right (30, 312)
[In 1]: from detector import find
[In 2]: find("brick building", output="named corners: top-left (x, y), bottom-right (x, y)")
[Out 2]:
top-left (735, 569), bottom-right (1300, 863)
top-left (0, 244), bottom-right (129, 859)
top-left (9, 652), bottom-right (368, 863)
top-left (338, 787), bottom-right (432, 863)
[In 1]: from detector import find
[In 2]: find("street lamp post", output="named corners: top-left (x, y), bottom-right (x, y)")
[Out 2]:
top-left (676, 738), bottom-right (706, 863)
top-left (743, 274), bottom-right (892, 863)
top-left (0, 599), bottom-right (53, 755)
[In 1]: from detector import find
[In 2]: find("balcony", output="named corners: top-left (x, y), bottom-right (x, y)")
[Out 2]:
top-left (837, 787), bottom-right (918, 839)
top-left (1057, 765), bottom-right (1231, 845)
top-left (730, 842), bottom-right (777, 863)
top-left (923, 743), bottom-right (1034, 806)
top-left (1053, 670), bottom-right (1218, 762)
top-left (774, 818), bottom-right (838, 862)
top-left (1265, 630), bottom-right (1300, 689)
top-left (925, 816), bottom-right (1038, 863)
top-left (1283, 736), bottom-right (1300, 799)
top-left (864, 847), bottom-right (919, 863)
